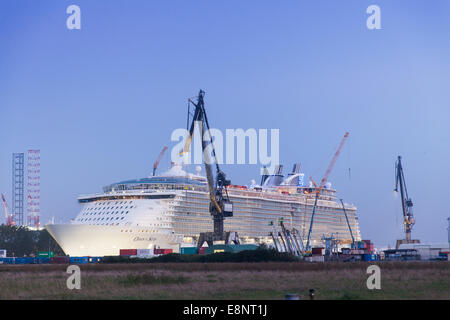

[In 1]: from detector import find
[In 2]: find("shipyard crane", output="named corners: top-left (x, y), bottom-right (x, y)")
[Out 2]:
top-left (152, 146), bottom-right (168, 176)
top-left (1, 193), bottom-right (15, 226)
top-left (181, 90), bottom-right (236, 247)
top-left (340, 199), bottom-right (356, 249)
top-left (394, 156), bottom-right (418, 248)
top-left (306, 132), bottom-right (349, 251)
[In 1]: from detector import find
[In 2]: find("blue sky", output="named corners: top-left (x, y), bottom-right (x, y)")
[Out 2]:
top-left (1, 0), bottom-right (449, 247)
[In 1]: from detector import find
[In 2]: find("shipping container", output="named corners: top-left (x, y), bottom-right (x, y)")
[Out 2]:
top-left (0, 257), bottom-right (13, 264)
top-left (38, 251), bottom-right (54, 258)
top-left (89, 257), bottom-right (103, 263)
top-left (305, 255), bottom-right (325, 262)
top-left (50, 256), bottom-right (70, 264)
top-left (362, 254), bottom-right (377, 261)
top-left (154, 248), bottom-right (172, 255)
top-left (15, 257), bottom-right (34, 264)
top-left (137, 249), bottom-right (152, 256)
top-left (311, 255), bottom-right (325, 262)
top-left (204, 244), bottom-right (259, 255)
top-left (311, 247), bottom-right (325, 255)
top-left (14, 257), bottom-right (25, 264)
top-left (120, 249), bottom-right (137, 256)
top-left (180, 247), bottom-right (198, 255)
top-left (70, 256), bottom-right (89, 264)
top-left (33, 257), bottom-right (50, 264)
top-left (198, 247), bottom-right (207, 255)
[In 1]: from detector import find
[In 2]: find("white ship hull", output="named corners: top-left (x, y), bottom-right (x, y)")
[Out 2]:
top-left (46, 224), bottom-right (182, 257)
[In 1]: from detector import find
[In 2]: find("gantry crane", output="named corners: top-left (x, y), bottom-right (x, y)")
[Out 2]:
top-left (1, 193), bottom-right (15, 226)
top-left (394, 156), bottom-right (419, 248)
top-left (305, 132), bottom-right (349, 251)
top-left (181, 90), bottom-right (237, 247)
top-left (152, 146), bottom-right (168, 176)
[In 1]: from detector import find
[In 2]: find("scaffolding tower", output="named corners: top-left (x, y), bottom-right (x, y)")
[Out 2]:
top-left (27, 150), bottom-right (40, 228)
top-left (12, 153), bottom-right (25, 226)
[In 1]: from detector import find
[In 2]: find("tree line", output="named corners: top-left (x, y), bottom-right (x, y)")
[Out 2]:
top-left (0, 225), bottom-right (64, 257)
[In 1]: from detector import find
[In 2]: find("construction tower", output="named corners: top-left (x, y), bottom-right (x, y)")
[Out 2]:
top-left (27, 150), bottom-right (40, 228)
top-left (12, 153), bottom-right (25, 226)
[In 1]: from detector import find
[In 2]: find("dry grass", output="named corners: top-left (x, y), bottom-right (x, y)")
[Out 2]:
top-left (0, 262), bottom-right (448, 300)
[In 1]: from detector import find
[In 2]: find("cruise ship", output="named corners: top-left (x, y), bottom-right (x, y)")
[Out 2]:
top-left (46, 163), bottom-right (361, 256)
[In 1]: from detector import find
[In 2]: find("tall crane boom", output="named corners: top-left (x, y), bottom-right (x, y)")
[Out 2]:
top-left (394, 156), bottom-right (415, 243)
top-left (319, 132), bottom-right (349, 189)
top-left (181, 90), bottom-right (233, 245)
top-left (306, 132), bottom-right (349, 251)
top-left (1, 193), bottom-right (9, 220)
top-left (152, 146), bottom-right (168, 176)
top-left (1, 193), bottom-right (15, 226)
top-left (340, 199), bottom-right (355, 248)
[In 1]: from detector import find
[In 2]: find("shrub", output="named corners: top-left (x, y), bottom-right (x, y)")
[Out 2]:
top-left (101, 248), bottom-right (298, 264)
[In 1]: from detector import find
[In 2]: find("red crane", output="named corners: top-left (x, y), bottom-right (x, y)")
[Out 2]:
top-left (1, 193), bottom-right (15, 227)
top-left (153, 146), bottom-right (168, 176)
top-left (306, 132), bottom-right (349, 251)
top-left (318, 132), bottom-right (349, 190)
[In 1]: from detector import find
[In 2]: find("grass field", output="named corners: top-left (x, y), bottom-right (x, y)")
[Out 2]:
top-left (0, 261), bottom-right (448, 300)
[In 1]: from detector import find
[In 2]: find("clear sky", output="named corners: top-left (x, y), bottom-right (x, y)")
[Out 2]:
top-left (1, 0), bottom-right (449, 247)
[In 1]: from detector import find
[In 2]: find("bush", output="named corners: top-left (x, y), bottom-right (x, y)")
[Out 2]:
top-left (101, 248), bottom-right (298, 264)
top-left (0, 225), bottom-right (64, 257)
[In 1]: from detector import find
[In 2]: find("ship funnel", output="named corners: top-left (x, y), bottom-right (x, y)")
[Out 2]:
top-left (291, 163), bottom-right (301, 174)
top-left (262, 164), bottom-right (284, 187)
top-left (282, 163), bottom-right (304, 186)
top-left (275, 165), bottom-right (283, 175)
top-left (260, 166), bottom-right (270, 185)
